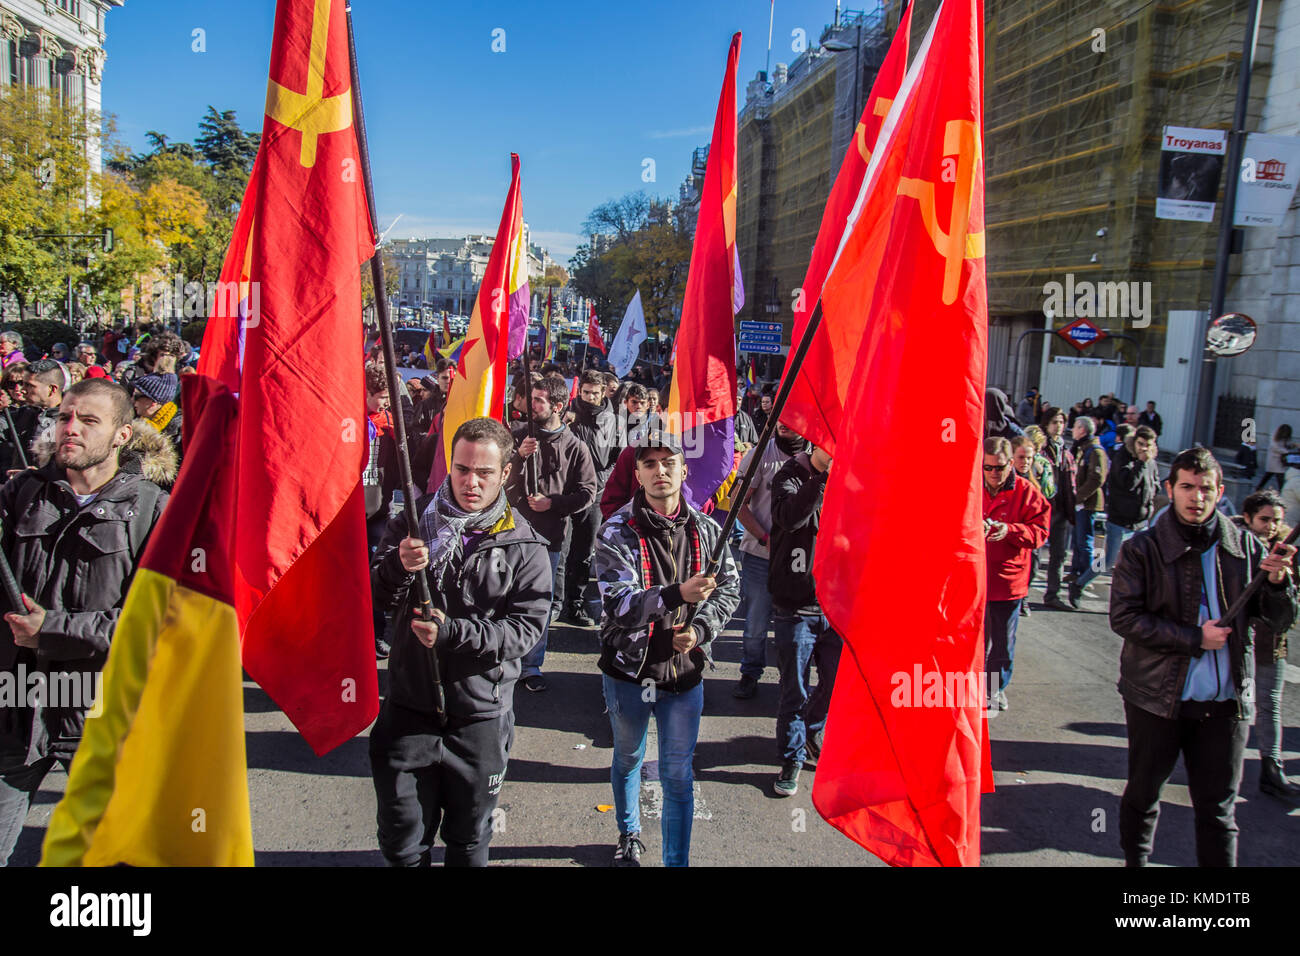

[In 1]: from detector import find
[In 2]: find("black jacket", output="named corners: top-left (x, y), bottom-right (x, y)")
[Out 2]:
top-left (0, 464), bottom-right (168, 766)
top-left (1109, 509), bottom-right (1297, 721)
top-left (1106, 438), bottom-right (1156, 529)
top-left (371, 496), bottom-right (552, 721)
top-left (1042, 436), bottom-right (1076, 517)
top-left (769, 452), bottom-right (830, 614)
top-left (569, 397), bottom-right (617, 486)
top-left (505, 422), bottom-right (596, 550)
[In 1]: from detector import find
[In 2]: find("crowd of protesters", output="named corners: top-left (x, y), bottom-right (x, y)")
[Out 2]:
top-left (0, 324), bottom-right (1295, 870)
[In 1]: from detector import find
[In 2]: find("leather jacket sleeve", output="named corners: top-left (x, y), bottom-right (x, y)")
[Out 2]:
top-left (1109, 535), bottom-right (1203, 657)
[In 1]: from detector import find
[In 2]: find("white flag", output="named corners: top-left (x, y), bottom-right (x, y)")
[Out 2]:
top-left (608, 290), bottom-right (648, 378)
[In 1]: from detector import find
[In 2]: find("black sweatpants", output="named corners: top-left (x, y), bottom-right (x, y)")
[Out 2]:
top-left (369, 701), bottom-right (513, 867)
top-left (562, 504), bottom-right (601, 613)
top-left (1119, 700), bottom-right (1248, 867)
top-left (1043, 515), bottom-right (1071, 601)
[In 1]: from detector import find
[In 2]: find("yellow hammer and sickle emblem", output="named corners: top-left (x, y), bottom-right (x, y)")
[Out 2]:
top-left (264, 0), bottom-right (352, 168)
top-left (897, 119), bottom-right (986, 305)
top-left (855, 96), bottom-right (894, 163)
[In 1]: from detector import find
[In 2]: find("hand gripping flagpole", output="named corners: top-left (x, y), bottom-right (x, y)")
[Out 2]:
top-left (1216, 523), bottom-right (1300, 629)
top-left (346, 3), bottom-right (445, 724)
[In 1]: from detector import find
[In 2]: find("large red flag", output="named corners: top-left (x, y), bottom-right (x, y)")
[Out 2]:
top-left (198, 0), bottom-right (378, 755)
top-left (778, 3), bottom-right (912, 456)
top-left (810, 0), bottom-right (989, 867)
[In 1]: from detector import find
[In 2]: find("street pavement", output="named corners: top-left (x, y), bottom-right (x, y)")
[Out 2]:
top-left (12, 573), bottom-right (1299, 867)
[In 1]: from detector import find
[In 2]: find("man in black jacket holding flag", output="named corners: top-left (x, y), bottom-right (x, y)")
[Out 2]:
top-left (369, 417), bottom-right (551, 867)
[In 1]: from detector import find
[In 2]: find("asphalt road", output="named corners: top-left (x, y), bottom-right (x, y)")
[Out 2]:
top-left (12, 572), bottom-right (1299, 867)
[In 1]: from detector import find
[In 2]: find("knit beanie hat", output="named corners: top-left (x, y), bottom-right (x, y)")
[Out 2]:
top-left (134, 372), bottom-right (178, 406)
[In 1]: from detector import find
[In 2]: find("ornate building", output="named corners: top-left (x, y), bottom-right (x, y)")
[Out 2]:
top-left (0, 0), bottom-right (124, 170)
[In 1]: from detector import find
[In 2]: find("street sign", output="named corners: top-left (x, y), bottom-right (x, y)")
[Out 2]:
top-left (738, 331), bottom-right (782, 346)
top-left (1058, 318), bottom-right (1106, 351)
top-left (739, 342), bottom-right (783, 354)
top-left (740, 321), bottom-right (782, 334)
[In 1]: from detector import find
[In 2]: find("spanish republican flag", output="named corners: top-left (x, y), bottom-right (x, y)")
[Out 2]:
top-left (423, 326), bottom-right (439, 368)
top-left (778, 1), bottom-right (912, 456)
top-left (665, 32), bottom-right (742, 508)
top-left (810, 0), bottom-right (990, 867)
top-left (41, 378), bottom-right (253, 866)
top-left (198, 0), bottom-right (379, 755)
top-left (433, 153), bottom-right (529, 485)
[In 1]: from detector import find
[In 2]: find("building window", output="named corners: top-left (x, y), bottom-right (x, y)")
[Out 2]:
top-left (56, 0), bottom-right (82, 17)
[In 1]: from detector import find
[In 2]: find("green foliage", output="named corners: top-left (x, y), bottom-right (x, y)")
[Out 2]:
top-left (1, 319), bottom-right (80, 360)
top-left (0, 90), bottom-right (258, 324)
top-left (569, 193), bottom-right (691, 339)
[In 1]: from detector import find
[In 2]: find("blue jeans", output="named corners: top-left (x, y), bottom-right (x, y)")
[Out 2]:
top-left (1256, 659), bottom-right (1287, 764)
top-left (739, 554), bottom-right (773, 679)
top-left (1104, 520), bottom-right (1142, 573)
top-left (603, 674), bottom-right (703, 867)
top-left (773, 610), bottom-right (841, 763)
top-left (520, 550), bottom-right (561, 678)
top-left (1072, 509), bottom-right (1101, 586)
top-left (984, 598), bottom-right (1022, 695)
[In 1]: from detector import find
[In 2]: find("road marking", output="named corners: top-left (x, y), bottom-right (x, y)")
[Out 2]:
top-left (639, 780), bottom-right (712, 821)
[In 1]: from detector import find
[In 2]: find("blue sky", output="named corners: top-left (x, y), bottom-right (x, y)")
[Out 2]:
top-left (103, 0), bottom-right (854, 263)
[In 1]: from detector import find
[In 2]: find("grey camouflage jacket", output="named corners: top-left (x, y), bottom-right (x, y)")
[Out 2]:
top-left (595, 500), bottom-right (740, 691)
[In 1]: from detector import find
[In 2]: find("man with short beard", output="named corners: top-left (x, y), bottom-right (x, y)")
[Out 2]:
top-left (0, 379), bottom-right (168, 865)
top-left (505, 373), bottom-right (596, 690)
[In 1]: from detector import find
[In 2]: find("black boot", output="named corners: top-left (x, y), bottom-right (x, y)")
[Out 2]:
top-left (1260, 758), bottom-right (1299, 802)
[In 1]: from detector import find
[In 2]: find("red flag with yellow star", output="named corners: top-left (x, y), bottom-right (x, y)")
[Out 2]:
top-left (198, 0), bottom-right (378, 755)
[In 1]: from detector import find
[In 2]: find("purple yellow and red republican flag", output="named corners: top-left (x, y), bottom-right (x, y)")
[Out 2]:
top-left (665, 31), bottom-right (742, 508)
top-left (432, 152), bottom-right (530, 489)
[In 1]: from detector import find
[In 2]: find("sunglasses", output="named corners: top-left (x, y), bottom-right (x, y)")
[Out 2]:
top-left (982, 463), bottom-right (1009, 472)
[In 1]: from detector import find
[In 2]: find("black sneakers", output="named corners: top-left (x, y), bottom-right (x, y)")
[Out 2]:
top-left (774, 761), bottom-right (801, 797)
top-left (561, 604), bottom-right (596, 628)
top-left (375, 637), bottom-right (391, 660)
top-left (613, 832), bottom-right (645, 866)
top-left (521, 674), bottom-right (548, 693)
top-left (732, 674), bottom-right (758, 699)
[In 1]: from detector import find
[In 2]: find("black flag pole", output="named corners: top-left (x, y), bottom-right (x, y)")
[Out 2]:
top-left (3, 407), bottom-right (28, 470)
top-left (346, 2), bottom-right (445, 724)
top-left (520, 302), bottom-right (538, 496)
top-left (700, 300), bottom-right (825, 579)
top-left (1216, 523), bottom-right (1300, 629)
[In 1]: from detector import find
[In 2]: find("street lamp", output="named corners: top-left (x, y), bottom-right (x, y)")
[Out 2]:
top-left (822, 20), bottom-right (863, 128)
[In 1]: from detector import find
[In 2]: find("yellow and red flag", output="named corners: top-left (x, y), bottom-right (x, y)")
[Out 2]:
top-left (778, 2), bottom-right (912, 456)
top-left (41, 378), bottom-right (253, 866)
top-left (431, 153), bottom-right (529, 489)
top-left (586, 302), bottom-right (606, 354)
top-left (810, 0), bottom-right (990, 867)
top-left (198, 0), bottom-right (379, 755)
top-left (664, 31), bottom-right (742, 508)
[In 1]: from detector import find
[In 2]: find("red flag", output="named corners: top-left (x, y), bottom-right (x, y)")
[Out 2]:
top-left (443, 313), bottom-right (453, 349)
top-left (587, 302), bottom-right (606, 354)
top-left (198, 0), bottom-right (378, 755)
top-left (778, 3), bottom-right (912, 456)
top-left (810, 0), bottom-right (989, 866)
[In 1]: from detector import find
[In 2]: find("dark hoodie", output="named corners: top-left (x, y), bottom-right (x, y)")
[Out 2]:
top-left (984, 388), bottom-right (1024, 439)
top-left (569, 395), bottom-right (617, 485)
